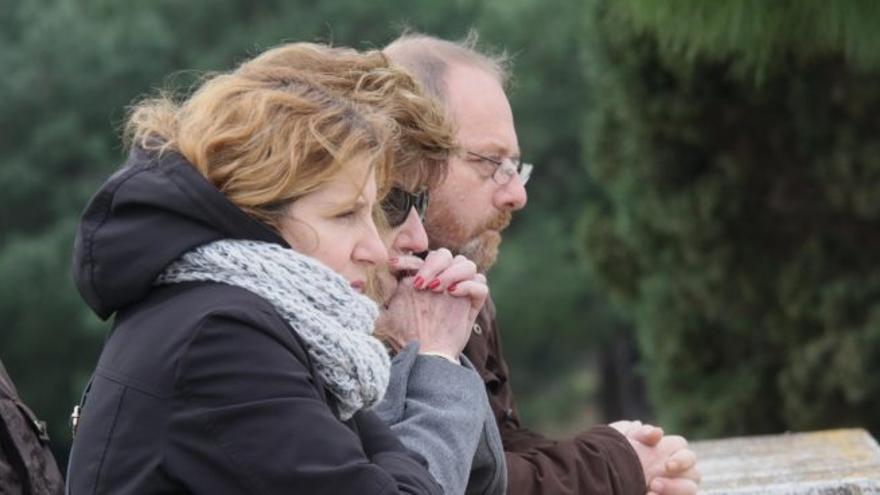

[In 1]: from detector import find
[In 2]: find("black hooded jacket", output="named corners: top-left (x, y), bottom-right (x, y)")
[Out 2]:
top-left (67, 148), bottom-right (442, 495)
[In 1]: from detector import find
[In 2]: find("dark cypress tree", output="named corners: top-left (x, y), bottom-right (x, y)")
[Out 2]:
top-left (580, 0), bottom-right (880, 437)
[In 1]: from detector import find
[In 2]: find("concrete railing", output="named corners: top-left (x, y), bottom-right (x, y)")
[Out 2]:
top-left (691, 428), bottom-right (880, 494)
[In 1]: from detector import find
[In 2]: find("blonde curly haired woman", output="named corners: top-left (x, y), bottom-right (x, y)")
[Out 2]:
top-left (67, 43), bottom-right (474, 494)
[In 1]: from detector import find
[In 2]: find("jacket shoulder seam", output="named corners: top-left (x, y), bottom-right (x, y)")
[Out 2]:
top-left (94, 366), bottom-right (169, 400)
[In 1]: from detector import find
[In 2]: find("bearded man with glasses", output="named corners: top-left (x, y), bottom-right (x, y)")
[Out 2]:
top-left (380, 33), bottom-right (702, 495)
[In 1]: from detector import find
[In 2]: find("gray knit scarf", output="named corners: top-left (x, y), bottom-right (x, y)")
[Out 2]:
top-left (156, 239), bottom-right (390, 420)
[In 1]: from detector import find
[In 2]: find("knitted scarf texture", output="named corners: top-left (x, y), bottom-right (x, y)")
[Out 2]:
top-left (156, 239), bottom-right (390, 420)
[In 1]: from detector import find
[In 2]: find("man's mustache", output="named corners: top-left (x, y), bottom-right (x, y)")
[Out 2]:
top-left (483, 211), bottom-right (512, 232)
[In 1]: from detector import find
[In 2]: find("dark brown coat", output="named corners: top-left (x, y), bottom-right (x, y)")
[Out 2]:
top-left (463, 298), bottom-right (645, 495)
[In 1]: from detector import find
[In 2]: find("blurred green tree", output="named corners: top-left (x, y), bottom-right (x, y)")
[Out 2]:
top-left (581, 0), bottom-right (880, 437)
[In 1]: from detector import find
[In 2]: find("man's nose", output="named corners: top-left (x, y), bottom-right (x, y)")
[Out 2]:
top-left (494, 175), bottom-right (528, 212)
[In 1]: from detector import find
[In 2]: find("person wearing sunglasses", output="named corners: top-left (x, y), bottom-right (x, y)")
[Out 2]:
top-left (367, 140), bottom-right (508, 494)
top-left (382, 187), bottom-right (430, 227)
top-left (383, 33), bottom-right (702, 495)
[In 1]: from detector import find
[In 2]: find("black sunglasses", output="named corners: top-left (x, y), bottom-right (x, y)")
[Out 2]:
top-left (381, 187), bottom-right (429, 227)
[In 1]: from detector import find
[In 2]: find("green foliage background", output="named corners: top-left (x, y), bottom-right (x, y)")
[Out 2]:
top-left (580, 0), bottom-right (880, 438)
top-left (2, 0), bottom-right (879, 465)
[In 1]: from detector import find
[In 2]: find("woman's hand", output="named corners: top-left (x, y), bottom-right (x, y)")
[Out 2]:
top-left (403, 248), bottom-right (487, 324)
top-left (377, 249), bottom-right (488, 361)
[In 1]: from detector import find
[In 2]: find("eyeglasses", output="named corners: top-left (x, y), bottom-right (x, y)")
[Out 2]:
top-left (465, 151), bottom-right (533, 186)
top-left (381, 187), bottom-right (430, 228)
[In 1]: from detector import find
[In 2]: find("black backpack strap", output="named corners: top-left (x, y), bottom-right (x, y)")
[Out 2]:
top-left (0, 359), bottom-right (44, 493)
top-left (0, 411), bottom-right (35, 494)
top-left (0, 358), bottom-right (65, 494)
top-left (16, 400), bottom-right (51, 443)
top-left (0, 359), bottom-right (20, 399)
top-left (0, 360), bottom-right (50, 443)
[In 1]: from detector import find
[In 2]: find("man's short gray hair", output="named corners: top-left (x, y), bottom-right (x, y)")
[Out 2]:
top-left (383, 31), bottom-right (510, 104)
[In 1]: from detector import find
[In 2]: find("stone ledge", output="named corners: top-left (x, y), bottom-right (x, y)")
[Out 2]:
top-left (691, 428), bottom-right (880, 494)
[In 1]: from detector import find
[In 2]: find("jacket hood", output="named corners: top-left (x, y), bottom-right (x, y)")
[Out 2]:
top-left (73, 147), bottom-right (286, 320)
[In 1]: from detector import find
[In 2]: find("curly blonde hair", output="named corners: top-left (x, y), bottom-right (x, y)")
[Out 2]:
top-left (125, 42), bottom-right (455, 231)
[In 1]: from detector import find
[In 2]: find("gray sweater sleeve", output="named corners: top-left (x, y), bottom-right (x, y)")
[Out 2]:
top-left (373, 343), bottom-right (489, 495)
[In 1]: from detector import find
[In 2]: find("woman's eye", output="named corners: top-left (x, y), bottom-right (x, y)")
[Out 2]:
top-left (335, 209), bottom-right (358, 220)
top-left (335, 203), bottom-right (368, 221)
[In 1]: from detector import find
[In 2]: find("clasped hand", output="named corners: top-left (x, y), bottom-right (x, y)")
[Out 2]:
top-left (376, 248), bottom-right (488, 362)
top-left (609, 420), bottom-right (701, 495)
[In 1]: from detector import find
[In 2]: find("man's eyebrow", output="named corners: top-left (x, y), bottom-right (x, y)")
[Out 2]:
top-left (478, 148), bottom-right (521, 161)
top-left (468, 140), bottom-right (520, 158)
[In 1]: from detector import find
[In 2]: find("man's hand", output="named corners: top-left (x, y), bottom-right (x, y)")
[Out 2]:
top-left (609, 420), bottom-right (700, 495)
top-left (609, 420), bottom-right (664, 446)
top-left (647, 447), bottom-right (699, 495)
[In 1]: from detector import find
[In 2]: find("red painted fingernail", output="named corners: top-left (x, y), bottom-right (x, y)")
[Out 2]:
top-left (413, 276), bottom-right (424, 288)
top-left (447, 283), bottom-right (459, 293)
top-left (427, 278), bottom-right (441, 290)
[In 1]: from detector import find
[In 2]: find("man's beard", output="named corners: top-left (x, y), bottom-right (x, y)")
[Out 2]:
top-left (425, 210), bottom-right (511, 273)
